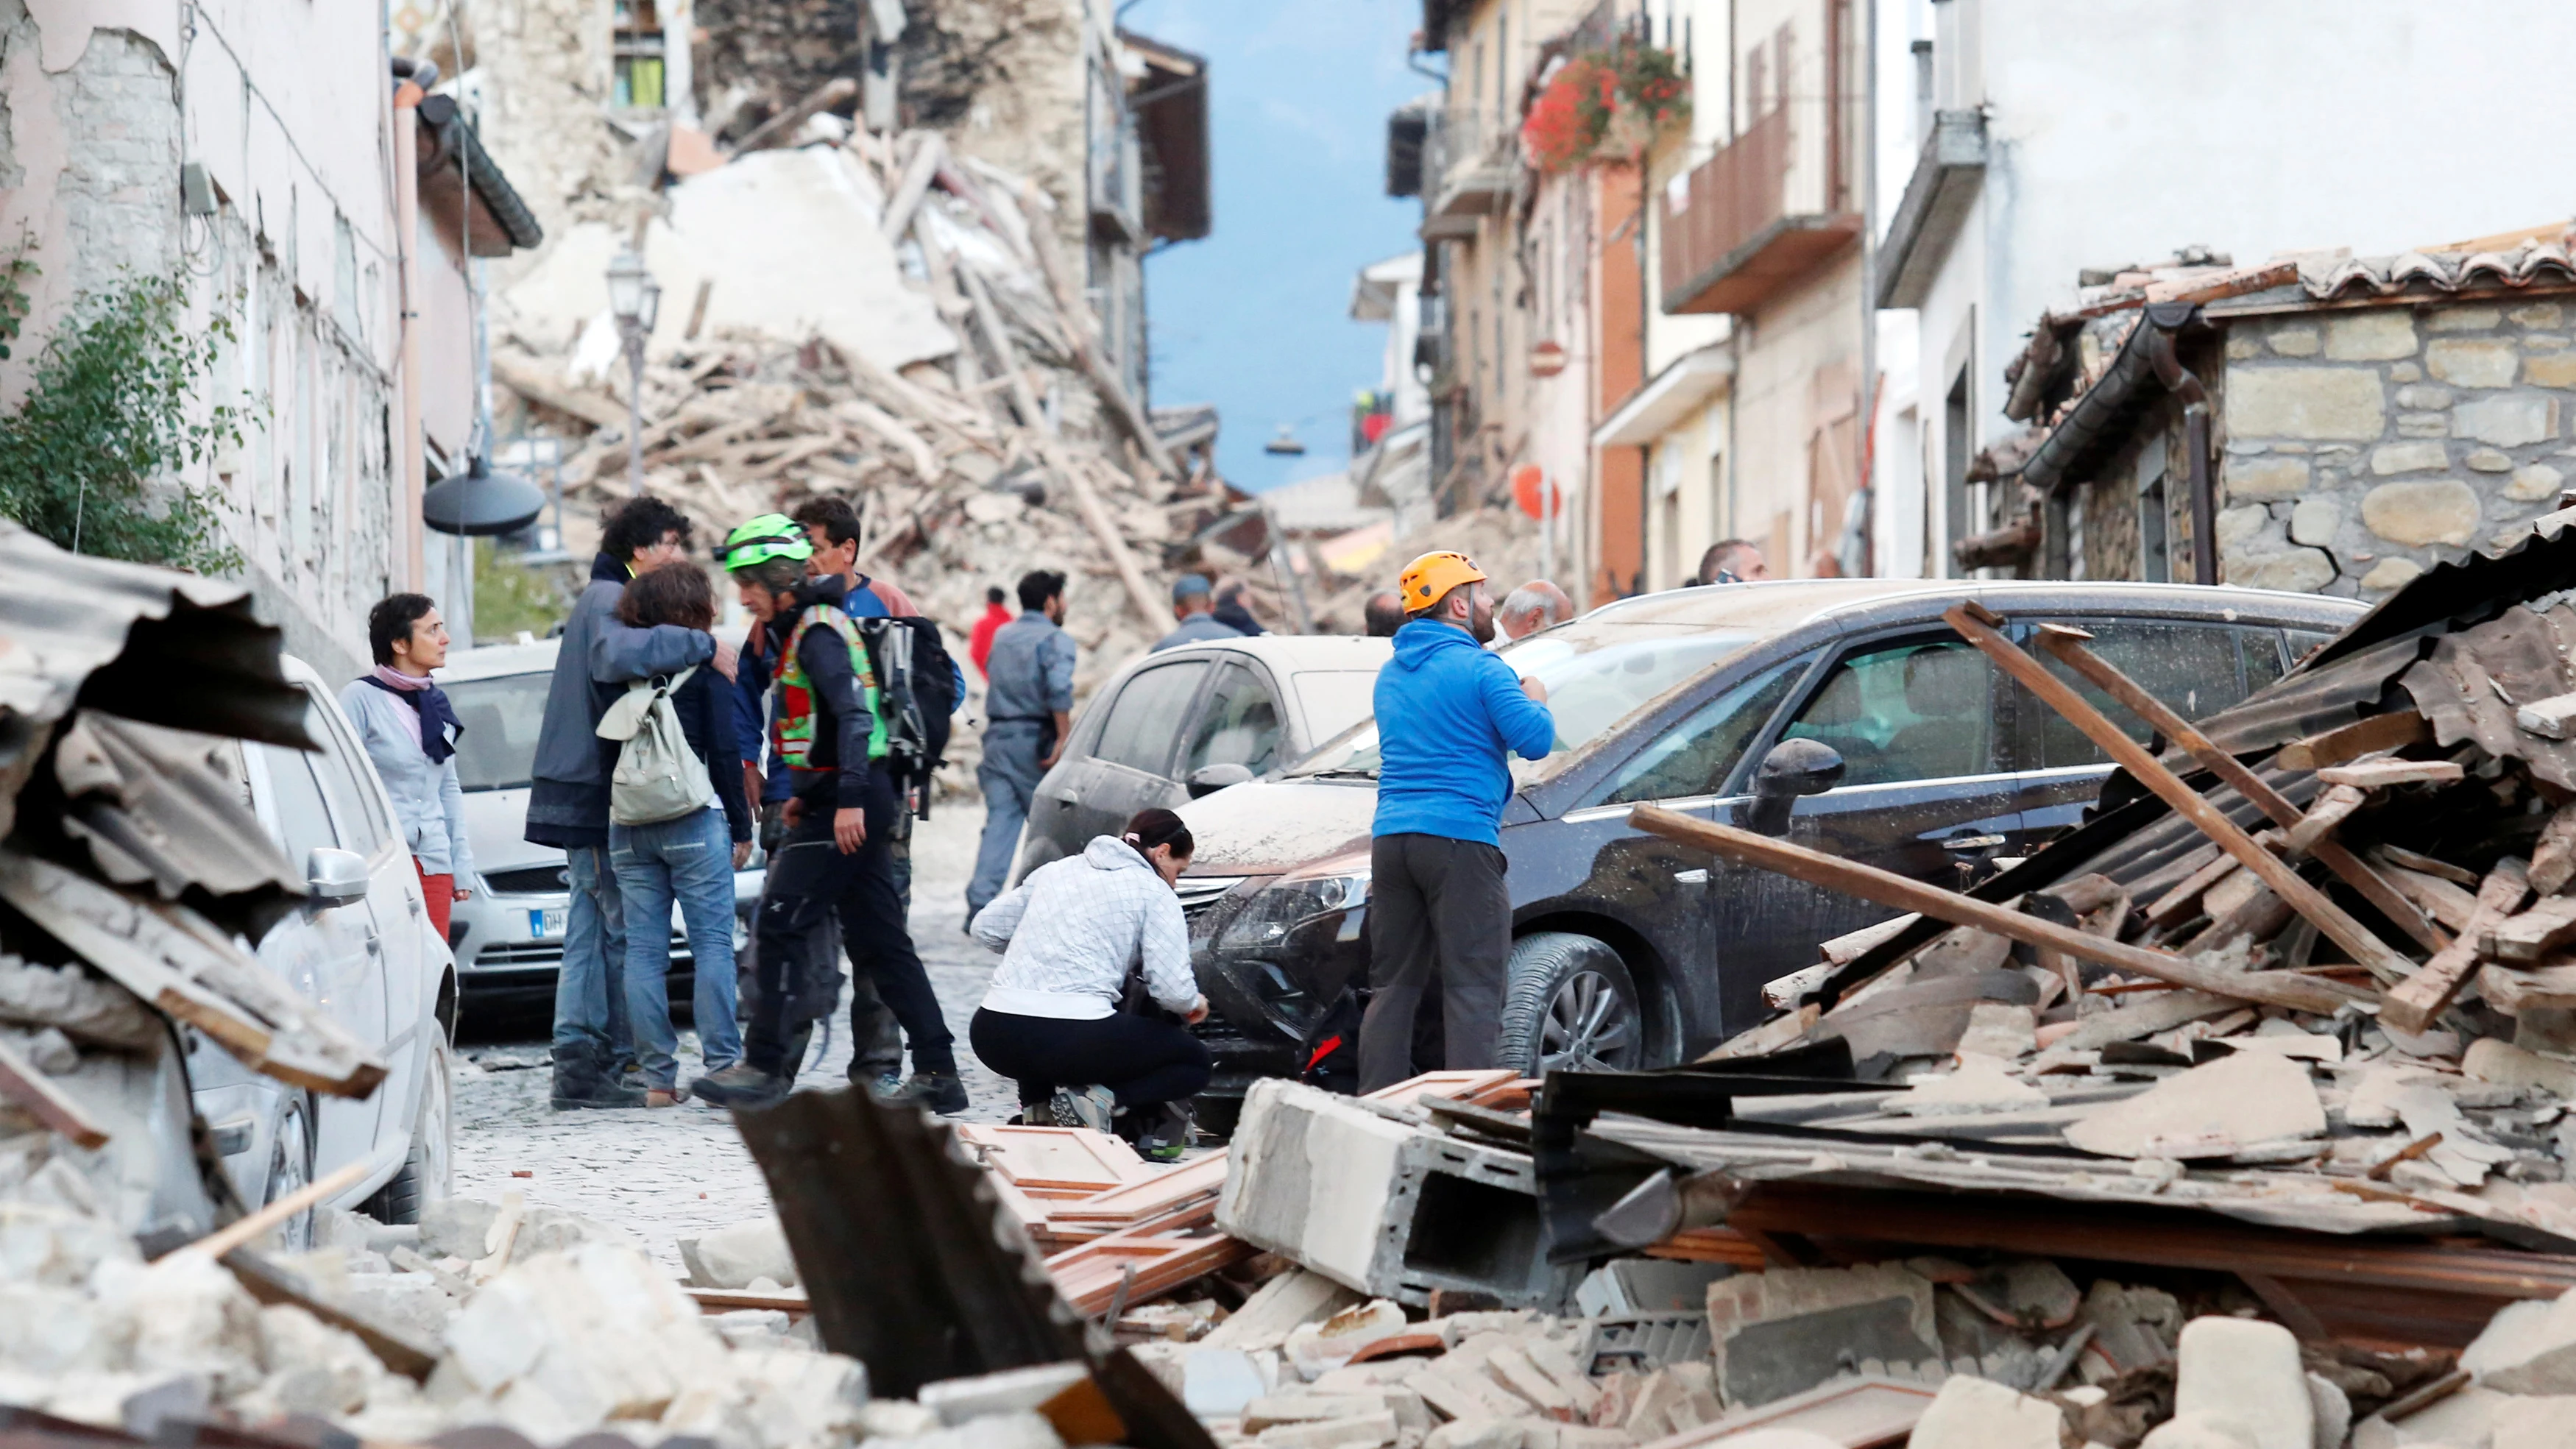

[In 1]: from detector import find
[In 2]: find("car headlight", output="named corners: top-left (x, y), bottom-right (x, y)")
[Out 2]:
top-left (1206, 857), bottom-right (1372, 1038)
top-left (1215, 868), bottom-right (1370, 958)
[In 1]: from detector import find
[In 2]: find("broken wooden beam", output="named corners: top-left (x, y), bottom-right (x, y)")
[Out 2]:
top-left (733, 76), bottom-right (860, 156)
top-left (2276, 712), bottom-right (2432, 772)
top-left (1624, 806), bottom-right (2368, 1013)
top-left (2379, 844), bottom-right (2478, 888)
top-left (2285, 784), bottom-right (2367, 854)
top-left (2488, 896), bottom-right (2576, 963)
top-left (2035, 625), bottom-right (2444, 956)
top-left (1958, 606), bottom-right (2413, 985)
top-left (0, 1034), bottom-right (107, 1148)
top-left (2317, 758), bottom-right (2467, 790)
top-left (2382, 859), bottom-right (2530, 1034)
top-left (2531, 802), bottom-right (2576, 896)
top-left (2516, 690), bottom-right (2576, 742)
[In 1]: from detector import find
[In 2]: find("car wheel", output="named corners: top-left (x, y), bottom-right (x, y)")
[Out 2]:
top-left (263, 1094), bottom-right (316, 1250)
top-left (364, 1031), bottom-right (453, 1225)
top-left (1496, 932), bottom-right (1646, 1076)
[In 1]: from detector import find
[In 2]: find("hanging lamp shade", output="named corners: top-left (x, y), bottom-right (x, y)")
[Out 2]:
top-left (423, 454), bottom-right (546, 536)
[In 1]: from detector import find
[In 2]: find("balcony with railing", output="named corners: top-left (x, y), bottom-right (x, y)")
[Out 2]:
top-left (1421, 108), bottom-right (1516, 238)
top-left (1658, 91), bottom-right (1864, 316)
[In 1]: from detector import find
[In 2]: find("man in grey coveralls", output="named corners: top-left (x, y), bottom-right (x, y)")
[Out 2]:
top-left (968, 569), bottom-right (1076, 921)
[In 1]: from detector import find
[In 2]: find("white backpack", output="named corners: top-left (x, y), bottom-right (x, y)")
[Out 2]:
top-left (595, 667), bottom-right (712, 826)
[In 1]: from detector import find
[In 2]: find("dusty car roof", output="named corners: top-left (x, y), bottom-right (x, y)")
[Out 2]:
top-left (437, 640), bottom-right (562, 682)
top-left (1144, 634), bottom-right (1394, 670)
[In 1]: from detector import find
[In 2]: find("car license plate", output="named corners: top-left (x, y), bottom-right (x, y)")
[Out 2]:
top-left (531, 907), bottom-right (567, 940)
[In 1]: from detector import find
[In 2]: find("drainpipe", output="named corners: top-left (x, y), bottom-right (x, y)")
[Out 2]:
top-left (2143, 304), bottom-right (2215, 585)
top-left (392, 79), bottom-right (427, 592)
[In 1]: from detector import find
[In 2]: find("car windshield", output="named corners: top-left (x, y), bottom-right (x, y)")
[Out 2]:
top-left (1288, 627), bottom-right (1763, 783)
top-left (445, 672), bottom-right (553, 791)
top-left (1289, 670), bottom-right (1382, 745)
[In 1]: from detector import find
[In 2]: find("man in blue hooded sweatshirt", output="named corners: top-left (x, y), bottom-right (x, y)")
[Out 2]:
top-left (1359, 550), bottom-right (1555, 1091)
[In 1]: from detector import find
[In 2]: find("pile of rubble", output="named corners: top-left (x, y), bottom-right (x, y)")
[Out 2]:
top-left (491, 127), bottom-right (1308, 698)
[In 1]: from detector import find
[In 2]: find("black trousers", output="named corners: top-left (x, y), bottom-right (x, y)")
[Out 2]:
top-left (1358, 832), bottom-right (1509, 1093)
top-left (969, 1007), bottom-right (1211, 1109)
top-left (744, 776), bottom-right (955, 1077)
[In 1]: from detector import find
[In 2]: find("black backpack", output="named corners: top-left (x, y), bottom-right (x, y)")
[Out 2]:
top-left (854, 616), bottom-right (959, 812)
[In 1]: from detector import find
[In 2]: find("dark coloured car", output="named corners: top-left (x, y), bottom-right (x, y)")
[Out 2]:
top-left (1175, 579), bottom-right (2366, 1117)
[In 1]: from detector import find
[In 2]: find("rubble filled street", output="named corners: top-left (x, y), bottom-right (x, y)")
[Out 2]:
top-left (25, 3), bottom-right (2576, 1449)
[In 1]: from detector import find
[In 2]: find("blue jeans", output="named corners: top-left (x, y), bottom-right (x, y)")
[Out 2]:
top-left (611, 807), bottom-right (743, 1089)
top-left (554, 844), bottom-right (631, 1058)
top-left (968, 725), bottom-right (1045, 915)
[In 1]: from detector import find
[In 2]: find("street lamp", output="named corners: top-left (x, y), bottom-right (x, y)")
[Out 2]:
top-left (606, 247), bottom-right (661, 496)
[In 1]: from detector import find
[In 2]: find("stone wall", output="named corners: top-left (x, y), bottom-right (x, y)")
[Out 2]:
top-left (2213, 297), bottom-right (2576, 597)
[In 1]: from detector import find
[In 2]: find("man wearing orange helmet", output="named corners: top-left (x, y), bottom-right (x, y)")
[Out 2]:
top-left (1358, 551), bottom-right (1556, 1091)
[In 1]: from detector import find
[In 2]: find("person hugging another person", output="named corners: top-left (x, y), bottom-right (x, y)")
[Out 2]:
top-left (606, 564), bottom-right (752, 1107)
top-left (969, 808), bottom-right (1212, 1160)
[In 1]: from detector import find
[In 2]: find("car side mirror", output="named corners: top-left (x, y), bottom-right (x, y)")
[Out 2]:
top-left (1186, 762), bottom-right (1255, 798)
top-left (305, 847), bottom-right (370, 905)
top-left (1745, 739), bottom-right (1844, 837)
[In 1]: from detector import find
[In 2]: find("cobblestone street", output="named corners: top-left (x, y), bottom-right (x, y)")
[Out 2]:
top-left (451, 807), bottom-right (1015, 1270)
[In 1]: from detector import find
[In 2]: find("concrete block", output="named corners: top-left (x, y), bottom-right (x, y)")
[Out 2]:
top-left (1576, 1259), bottom-right (1730, 1317)
top-left (2354, 1386), bottom-right (2506, 1448)
top-left (1183, 1347), bottom-right (1273, 1418)
top-left (417, 1197), bottom-right (498, 1261)
top-left (1415, 1361), bottom-right (1535, 1423)
top-left (1209, 1269), bottom-right (1368, 1351)
top-left (2466, 1288), bottom-right (2576, 1392)
top-left (678, 1214), bottom-right (798, 1289)
top-left (0, 1199), bottom-right (141, 1286)
top-left (1256, 1411), bottom-right (1400, 1448)
top-left (1907, 1374), bottom-right (2062, 1449)
top-left (2468, 1039), bottom-right (2576, 1098)
top-left (2174, 1317), bottom-right (2312, 1449)
top-left (1486, 1345), bottom-right (1574, 1419)
top-left (2064, 1051), bottom-right (2326, 1158)
top-left (919, 1361), bottom-right (1089, 1425)
top-left (1425, 1422), bottom-right (1528, 1449)
top-left (2491, 1395), bottom-right (2576, 1449)
top-left (1586, 1311), bottom-right (1710, 1375)
top-left (2142, 1412), bottom-right (2262, 1449)
top-left (2310, 1373), bottom-right (2352, 1449)
top-left (1219, 1080), bottom-right (1579, 1310)
top-left (93, 1250), bottom-right (263, 1399)
top-left (1721, 1296), bottom-right (1936, 1408)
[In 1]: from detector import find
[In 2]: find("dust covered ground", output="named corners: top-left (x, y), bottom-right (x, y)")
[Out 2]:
top-left (450, 806), bottom-right (1017, 1269)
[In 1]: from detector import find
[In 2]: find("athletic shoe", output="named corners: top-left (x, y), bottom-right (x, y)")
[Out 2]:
top-left (691, 1063), bottom-right (790, 1109)
top-left (1134, 1101), bottom-right (1195, 1162)
top-left (891, 1071), bottom-right (970, 1115)
top-left (1050, 1083), bottom-right (1116, 1133)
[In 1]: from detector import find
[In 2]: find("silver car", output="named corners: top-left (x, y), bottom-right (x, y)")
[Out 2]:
top-left (439, 641), bottom-right (765, 1019)
top-left (189, 654), bottom-right (459, 1230)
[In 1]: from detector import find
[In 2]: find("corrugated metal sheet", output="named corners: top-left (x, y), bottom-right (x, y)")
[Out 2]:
top-left (0, 523), bottom-right (314, 841)
top-left (2403, 603), bottom-right (2576, 791)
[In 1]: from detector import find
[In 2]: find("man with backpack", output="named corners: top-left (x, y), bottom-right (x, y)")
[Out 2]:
top-left (696, 525), bottom-right (966, 1112)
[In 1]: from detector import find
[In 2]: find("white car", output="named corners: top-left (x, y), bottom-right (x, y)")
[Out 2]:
top-left (188, 655), bottom-right (455, 1236)
top-left (439, 640), bottom-right (764, 1021)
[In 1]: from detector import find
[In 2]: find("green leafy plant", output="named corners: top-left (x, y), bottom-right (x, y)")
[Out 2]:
top-left (0, 242), bottom-right (37, 361)
top-left (472, 537), bottom-right (578, 643)
top-left (0, 271), bottom-right (244, 573)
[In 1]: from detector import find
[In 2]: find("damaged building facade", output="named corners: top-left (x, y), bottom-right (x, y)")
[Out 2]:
top-left (1977, 238), bottom-right (2576, 598)
top-left (0, 4), bottom-right (537, 678)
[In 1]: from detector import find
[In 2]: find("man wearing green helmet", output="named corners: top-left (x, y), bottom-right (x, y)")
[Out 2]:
top-left (696, 514), bottom-right (965, 1110)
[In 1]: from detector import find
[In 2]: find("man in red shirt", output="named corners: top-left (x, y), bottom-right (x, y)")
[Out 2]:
top-left (969, 586), bottom-right (1011, 678)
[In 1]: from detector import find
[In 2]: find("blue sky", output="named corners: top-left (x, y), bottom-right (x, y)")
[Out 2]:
top-left (1120, 1), bottom-right (1437, 493)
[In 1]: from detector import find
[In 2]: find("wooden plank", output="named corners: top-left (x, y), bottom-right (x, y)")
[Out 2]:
top-left (2530, 802), bottom-right (2576, 896)
top-left (2380, 845), bottom-right (2480, 888)
top-left (2277, 712), bottom-right (2432, 772)
top-left (1821, 915), bottom-right (1918, 966)
top-left (1046, 1152), bottom-right (1228, 1229)
top-left (1625, 806), bottom-right (2366, 1013)
top-left (2036, 628), bottom-right (2445, 954)
top-left (2477, 960), bottom-right (2576, 1016)
top-left (189, 1160), bottom-right (372, 1260)
top-left (2147, 854), bottom-right (2241, 928)
top-left (2382, 862), bottom-right (2481, 931)
top-left (2383, 859), bottom-right (2530, 1034)
top-left (2318, 759), bottom-right (2467, 789)
top-left (956, 1124), bottom-right (1149, 1194)
top-left (0, 1035), bottom-right (108, 1148)
top-left (2489, 896), bottom-right (2576, 963)
top-left (1961, 608), bottom-right (2413, 985)
top-left (2285, 784), bottom-right (2368, 854)
top-left (1365, 1069), bottom-right (1524, 1110)
top-left (684, 1285), bottom-right (811, 1317)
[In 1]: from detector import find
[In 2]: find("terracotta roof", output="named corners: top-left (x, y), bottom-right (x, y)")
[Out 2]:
top-left (2300, 237), bottom-right (2576, 301)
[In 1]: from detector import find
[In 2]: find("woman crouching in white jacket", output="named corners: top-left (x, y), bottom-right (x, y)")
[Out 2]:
top-left (969, 807), bottom-right (1212, 1159)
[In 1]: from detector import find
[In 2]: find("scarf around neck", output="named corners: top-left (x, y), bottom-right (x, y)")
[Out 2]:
top-left (363, 665), bottom-right (463, 766)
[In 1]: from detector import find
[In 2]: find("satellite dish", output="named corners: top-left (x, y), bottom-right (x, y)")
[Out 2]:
top-left (1263, 425), bottom-right (1306, 457)
top-left (423, 455), bottom-right (547, 537)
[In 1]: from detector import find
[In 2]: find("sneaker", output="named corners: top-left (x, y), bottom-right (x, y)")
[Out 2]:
top-left (691, 1063), bottom-right (790, 1109)
top-left (890, 1071), bottom-right (970, 1116)
top-left (1049, 1084), bottom-right (1116, 1133)
top-left (1135, 1101), bottom-right (1195, 1163)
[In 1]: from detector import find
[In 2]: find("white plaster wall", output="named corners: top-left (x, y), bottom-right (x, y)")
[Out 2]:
top-left (1908, 0), bottom-right (2576, 538)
